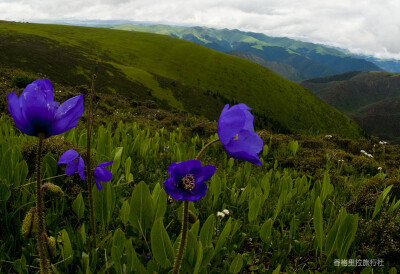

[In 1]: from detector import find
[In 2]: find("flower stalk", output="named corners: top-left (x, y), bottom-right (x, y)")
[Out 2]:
top-left (86, 69), bottom-right (97, 249)
top-left (172, 139), bottom-right (219, 274)
top-left (172, 200), bottom-right (189, 274)
top-left (36, 135), bottom-right (50, 274)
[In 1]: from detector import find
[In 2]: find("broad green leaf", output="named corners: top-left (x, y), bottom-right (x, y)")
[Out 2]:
top-left (57, 229), bottom-right (73, 266)
top-left (336, 213), bottom-right (358, 259)
top-left (248, 196), bottom-right (261, 222)
top-left (150, 218), bottom-right (174, 268)
top-left (0, 183), bottom-right (11, 203)
top-left (229, 253), bottom-right (243, 274)
top-left (325, 209), bottom-right (345, 259)
top-left (111, 147), bottom-right (123, 175)
top-left (93, 180), bottom-right (116, 230)
top-left (320, 172), bottom-right (334, 204)
top-left (125, 157), bottom-right (133, 182)
top-left (214, 217), bottom-right (232, 255)
top-left (112, 228), bottom-right (125, 272)
top-left (272, 264), bottom-right (281, 274)
top-left (154, 189), bottom-right (167, 220)
top-left (260, 218), bottom-right (273, 243)
top-left (120, 200), bottom-right (130, 226)
top-left (372, 185), bottom-right (393, 219)
top-left (313, 196), bottom-right (324, 252)
top-left (72, 193), bottom-right (85, 220)
top-left (129, 181), bottom-right (154, 232)
top-left (262, 144), bottom-right (269, 157)
top-left (125, 239), bottom-right (145, 272)
top-left (193, 241), bottom-right (203, 274)
top-left (273, 192), bottom-right (285, 221)
top-left (200, 214), bottom-right (215, 248)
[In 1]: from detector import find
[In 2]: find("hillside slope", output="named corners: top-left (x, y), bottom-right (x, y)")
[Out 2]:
top-left (301, 71), bottom-right (400, 113)
top-left (106, 24), bottom-right (382, 80)
top-left (228, 51), bottom-right (305, 81)
top-left (301, 71), bottom-right (400, 142)
top-left (0, 21), bottom-right (363, 138)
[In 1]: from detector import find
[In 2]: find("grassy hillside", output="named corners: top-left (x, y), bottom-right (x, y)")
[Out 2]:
top-left (228, 51), bottom-right (305, 81)
top-left (106, 24), bottom-right (382, 80)
top-left (0, 21), bottom-right (363, 138)
top-left (301, 71), bottom-right (400, 113)
top-left (301, 71), bottom-right (400, 142)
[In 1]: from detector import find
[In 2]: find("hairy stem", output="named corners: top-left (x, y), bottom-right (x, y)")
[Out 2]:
top-left (195, 138), bottom-right (220, 160)
top-left (86, 70), bottom-right (97, 249)
top-left (36, 136), bottom-right (50, 274)
top-left (172, 200), bottom-right (189, 274)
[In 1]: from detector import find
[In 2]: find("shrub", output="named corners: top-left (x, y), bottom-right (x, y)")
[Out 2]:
top-left (11, 73), bottom-right (36, 88)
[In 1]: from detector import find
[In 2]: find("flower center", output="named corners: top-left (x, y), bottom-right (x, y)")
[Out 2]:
top-left (179, 174), bottom-right (195, 191)
top-left (232, 134), bottom-right (239, 140)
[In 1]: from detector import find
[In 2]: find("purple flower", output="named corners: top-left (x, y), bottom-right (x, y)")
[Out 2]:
top-left (163, 160), bottom-right (216, 201)
top-left (57, 150), bottom-right (85, 180)
top-left (217, 104), bottom-right (263, 166)
top-left (94, 162), bottom-right (113, 190)
top-left (7, 79), bottom-right (84, 138)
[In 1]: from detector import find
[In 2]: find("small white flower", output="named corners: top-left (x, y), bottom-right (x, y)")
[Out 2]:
top-left (222, 209), bottom-right (229, 215)
top-left (325, 135), bottom-right (332, 139)
top-left (240, 188), bottom-right (245, 191)
top-left (378, 167), bottom-right (382, 170)
top-left (217, 212), bottom-right (225, 218)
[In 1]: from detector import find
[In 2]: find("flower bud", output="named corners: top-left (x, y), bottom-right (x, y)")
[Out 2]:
top-left (42, 183), bottom-right (64, 198)
top-left (188, 210), bottom-right (197, 224)
top-left (21, 207), bottom-right (39, 238)
top-left (46, 236), bottom-right (57, 258)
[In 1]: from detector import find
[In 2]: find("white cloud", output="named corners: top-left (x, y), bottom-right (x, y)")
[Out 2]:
top-left (1, 0), bottom-right (400, 59)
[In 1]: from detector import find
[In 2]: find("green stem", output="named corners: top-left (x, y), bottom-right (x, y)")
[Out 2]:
top-left (172, 138), bottom-right (220, 274)
top-left (172, 200), bottom-right (189, 274)
top-left (195, 138), bottom-right (220, 161)
top-left (86, 72), bottom-right (97, 249)
top-left (36, 136), bottom-right (50, 274)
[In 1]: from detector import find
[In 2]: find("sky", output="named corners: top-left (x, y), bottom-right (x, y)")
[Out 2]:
top-left (1, 0), bottom-right (400, 59)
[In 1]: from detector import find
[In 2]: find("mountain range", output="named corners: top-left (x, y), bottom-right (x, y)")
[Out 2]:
top-left (105, 24), bottom-right (383, 81)
top-left (0, 20), bottom-right (363, 139)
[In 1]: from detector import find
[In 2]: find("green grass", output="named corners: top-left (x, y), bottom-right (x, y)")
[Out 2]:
top-left (0, 20), bottom-right (364, 138)
top-left (0, 111), bottom-right (399, 273)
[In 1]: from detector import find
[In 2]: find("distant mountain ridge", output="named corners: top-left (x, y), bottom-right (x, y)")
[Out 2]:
top-left (106, 24), bottom-right (382, 81)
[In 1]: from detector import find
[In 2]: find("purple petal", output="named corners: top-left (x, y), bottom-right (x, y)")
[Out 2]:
top-left (163, 177), bottom-right (186, 200)
top-left (94, 162), bottom-right (113, 188)
top-left (65, 159), bottom-right (79, 176)
top-left (191, 165), bottom-right (216, 185)
top-left (97, 161), bottom-right (113, 168)
top-left (223, 129), bottom-right (263, 166)
top-left (78, 157), bottom-right (85, 180)
top-left (57, 150), bottom-right (79, 165)
top-left (19, 81), bottom-right (57, 136)
top-left (172, 160), bottom-right (201, 179)
top-left (95, 179), bottom-right (103, 190)
top-left (31, 79), bottom-right (54, 103)
top-left (186, 182), bottom-right (207, 201)
top-left (217, 104), bottom-right (246, 145)
top-left (51, 94), bottom-right (84, 136)
top-left (7, 92), bottom-right (32, 135)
